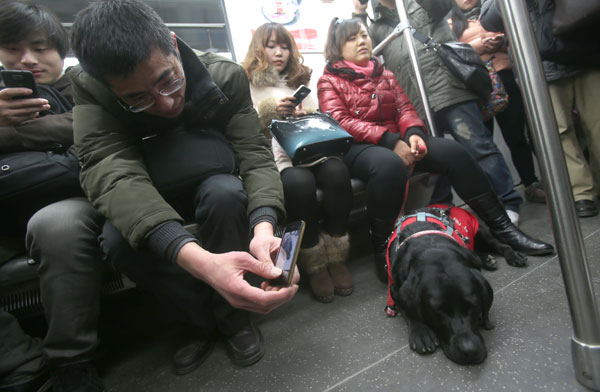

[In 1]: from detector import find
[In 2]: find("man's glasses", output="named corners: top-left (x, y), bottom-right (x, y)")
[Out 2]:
top-left (117, 76), bottom-right (185, 113)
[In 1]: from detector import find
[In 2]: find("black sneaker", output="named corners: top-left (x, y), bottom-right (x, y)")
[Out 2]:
top-left (50, 363), bottom-right (105, 392)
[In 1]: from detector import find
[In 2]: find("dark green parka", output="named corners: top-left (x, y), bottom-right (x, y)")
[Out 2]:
top-left (70, 40), bottom-right (284, 248)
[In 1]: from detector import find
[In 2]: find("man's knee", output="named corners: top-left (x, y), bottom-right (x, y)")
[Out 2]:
top-left (196, 174), bottom-right (248, 217)
top-left (26, 198), bottom-right (102, 250)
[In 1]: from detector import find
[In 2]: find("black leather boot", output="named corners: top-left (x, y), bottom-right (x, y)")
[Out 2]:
top-left (465, 191), bottom-right (554, 256)
top-left (369, 216), bottom-right (395, 283)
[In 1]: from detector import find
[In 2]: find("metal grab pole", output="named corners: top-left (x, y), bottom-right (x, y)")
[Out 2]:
top-left (497, 0), bottom-right (600, 389)
top-left (372, 0), bottom-right (438, 136)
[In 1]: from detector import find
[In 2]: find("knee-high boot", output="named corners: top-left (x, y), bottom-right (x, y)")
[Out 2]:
top-left (465, 191), bottom-right (554, 255)
top-left (369, 216), bottom-right (396, 283)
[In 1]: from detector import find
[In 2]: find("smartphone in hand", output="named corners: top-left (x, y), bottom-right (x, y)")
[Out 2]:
top-left (1, 70), bottom-right (39, 99)
top-left (292, 85), bottom-right (311, 106)
top-left (270, 220), bottom-right (305, 287)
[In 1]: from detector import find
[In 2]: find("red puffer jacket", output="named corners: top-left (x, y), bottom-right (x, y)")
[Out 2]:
top-left (317, 58), bottom-right (425, 145)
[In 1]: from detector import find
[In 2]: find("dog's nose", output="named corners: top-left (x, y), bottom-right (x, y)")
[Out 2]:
top-left (455, 335), bottom-right (487, 364)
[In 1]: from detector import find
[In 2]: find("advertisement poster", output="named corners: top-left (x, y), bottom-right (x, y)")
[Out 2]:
top-left (224, 0), bottom-right (354, 61)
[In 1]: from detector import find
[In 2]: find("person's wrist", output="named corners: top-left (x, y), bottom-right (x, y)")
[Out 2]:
top-left (175, 242), bottom-right (213, 281)
top-left (253, 221), bottom-right (275, 238)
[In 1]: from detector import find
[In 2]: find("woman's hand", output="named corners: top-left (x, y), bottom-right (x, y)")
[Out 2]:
top-left (276, 96), bottom-right (297, 117)
top-left (408, 135), bottom-right (428, 161)
top-left (393, 140), bottom-right (416, 172)
top-left (482, 34), bottom-right (504, 52)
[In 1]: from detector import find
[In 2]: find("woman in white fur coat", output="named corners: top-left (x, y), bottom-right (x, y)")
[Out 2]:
top-left (242, 23), bottom-right (354, 303)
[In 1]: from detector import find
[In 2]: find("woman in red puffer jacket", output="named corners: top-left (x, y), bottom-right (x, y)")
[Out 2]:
top-left (318, 17), bottom-right (554, 282)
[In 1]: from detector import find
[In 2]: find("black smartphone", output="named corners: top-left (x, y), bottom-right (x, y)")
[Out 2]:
top-left (1, 70), bottom-right (39, 99)
top-left (270, 220), bottom-right (305, 287)
top-left (292, 85), bottom-right (311, 106)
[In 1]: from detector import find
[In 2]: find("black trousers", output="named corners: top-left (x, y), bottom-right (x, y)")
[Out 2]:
top-left (485, 69), bottom-right (539, 187)
top-left (100, 174), bottom-right (250, 338)
top-left (280, 158), bottom-right (353, 248)
top-left (344, 137), bottom-right (492, 234)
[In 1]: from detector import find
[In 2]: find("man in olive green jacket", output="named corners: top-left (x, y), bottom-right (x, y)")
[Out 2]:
top-left (354, 0), bottom-right (523, 222)
top-left (70, 0), bottom-right (297, 372)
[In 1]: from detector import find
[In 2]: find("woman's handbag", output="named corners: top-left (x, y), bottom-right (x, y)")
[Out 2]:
top-left (412, 30), bottom-right (492, 100)
top-left (479, 58), bottom-right (509, 122)
top-left (269, 112), bottom-right (354, 166)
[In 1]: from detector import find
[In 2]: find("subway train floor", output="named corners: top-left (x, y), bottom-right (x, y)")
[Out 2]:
top-left (33, 199), bottom-right (600, 391)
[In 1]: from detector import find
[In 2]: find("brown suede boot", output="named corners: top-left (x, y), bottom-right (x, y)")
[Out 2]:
top-left (322, 233), bottom-right (353, 296)
top-left (299, 237), bottom-right (334, 303)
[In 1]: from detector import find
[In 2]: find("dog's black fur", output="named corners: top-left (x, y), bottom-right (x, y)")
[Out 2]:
top-left (388, 206), bottom-right (526, 365)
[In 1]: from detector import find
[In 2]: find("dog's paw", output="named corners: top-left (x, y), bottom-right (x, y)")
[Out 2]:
top-left (408, 320), bottom-right (439, 355)
top-left (505, 250), bottom-right (527, 267)
top-left (482, 254), bottom-right (498, 271)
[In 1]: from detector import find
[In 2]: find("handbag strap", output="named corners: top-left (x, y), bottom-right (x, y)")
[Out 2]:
top-left (410, 28), bottom-right (443, 52)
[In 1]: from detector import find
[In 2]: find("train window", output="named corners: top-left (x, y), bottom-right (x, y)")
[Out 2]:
top-left (37, 0), bottom-right (234, 59)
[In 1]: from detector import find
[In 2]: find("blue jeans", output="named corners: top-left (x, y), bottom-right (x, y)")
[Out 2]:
top-left (434, 100), bottom-right (523, 212)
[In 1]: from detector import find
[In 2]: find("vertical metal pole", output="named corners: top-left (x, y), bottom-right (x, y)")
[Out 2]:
top-left (373, 0), bottom-right (438, 136)
top-left (498, 0), bottom-right (600, 389)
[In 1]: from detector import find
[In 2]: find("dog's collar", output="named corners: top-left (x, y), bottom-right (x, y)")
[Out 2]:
top-left (395, 229), bottom-right (458, 252)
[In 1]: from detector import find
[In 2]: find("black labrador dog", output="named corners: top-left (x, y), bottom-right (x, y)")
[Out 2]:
top-left (385, 205), bottom-right (526, 365)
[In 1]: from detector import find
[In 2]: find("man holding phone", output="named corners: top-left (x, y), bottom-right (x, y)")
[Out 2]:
top-left (1, 1), bottom-right (107, 391)
top-left (69, 0), bottom-right (298, 375)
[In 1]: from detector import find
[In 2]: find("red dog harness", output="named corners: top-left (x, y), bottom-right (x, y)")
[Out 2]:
top-left (385, 204), bottom-right (479, 316)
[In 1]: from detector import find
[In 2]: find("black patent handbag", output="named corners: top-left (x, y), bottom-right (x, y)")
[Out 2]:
top-left (412, 30), bottom-right (492, 100)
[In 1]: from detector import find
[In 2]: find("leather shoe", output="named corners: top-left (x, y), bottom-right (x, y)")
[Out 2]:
top-left (575, 199), bottom-right (599, 217)
top-left (173, 339), bottom-right (215, 375)
top-left (225, 320), bottom-right (264, 366)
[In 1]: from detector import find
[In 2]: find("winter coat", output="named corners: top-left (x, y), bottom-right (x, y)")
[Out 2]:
top-left (0, 68), bottom-right (74, 153)
top-left (247, 67), bottom-right (323, 172)
top-left (365, 1), bottom-right (478, 119)
top-left (317, 58), bottom-right (425, 147)
top-left (480, 0), bottom-right (600, 82)
top-left (70, 38), bottom-right (284, 248)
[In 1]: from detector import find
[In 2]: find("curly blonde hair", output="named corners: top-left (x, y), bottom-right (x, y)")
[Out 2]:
top-left (242, 22), bottom-right (311, 89)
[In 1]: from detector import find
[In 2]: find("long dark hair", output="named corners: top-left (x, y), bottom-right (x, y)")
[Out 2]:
top-left (242, 22), bottom-right (311, 89)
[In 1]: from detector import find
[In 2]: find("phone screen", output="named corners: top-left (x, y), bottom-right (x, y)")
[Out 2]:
top-left (270, 220), bottom-right (305, 287)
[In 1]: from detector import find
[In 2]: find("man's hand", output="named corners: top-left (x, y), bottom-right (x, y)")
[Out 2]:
top-left (176, 239), bottom-right (298, 314)
top-left (393, 139), bottom-right (416, 171)
top-left (408, 134), bottom-right (427, 161)
top-left (250, 221), bottom-right (301, 289)
top-left (0, 88), bottom-right (50, 126)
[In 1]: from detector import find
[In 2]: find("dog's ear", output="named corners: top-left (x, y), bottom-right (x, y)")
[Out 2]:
top-left (471, 269), bottom-right (495, 330)
top-left (395, 273), bottom-right (421, 318)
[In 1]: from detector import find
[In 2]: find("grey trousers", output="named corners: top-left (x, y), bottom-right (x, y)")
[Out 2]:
top-left (1, 198), bottom-right (104, 384)
top-left (27, 198), bottom-right (105, 367)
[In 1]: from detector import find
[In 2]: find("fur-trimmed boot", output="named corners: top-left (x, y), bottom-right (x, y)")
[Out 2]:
top-left (465, 191), bottom-right (554, 255)
top-left (322, 233), bottom-right (353, 296)
top-left (299, 237), bottom-right (334, 303)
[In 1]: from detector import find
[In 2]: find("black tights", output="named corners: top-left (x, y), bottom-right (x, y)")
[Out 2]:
top-left (280, 158), bottom-right (353, 248)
